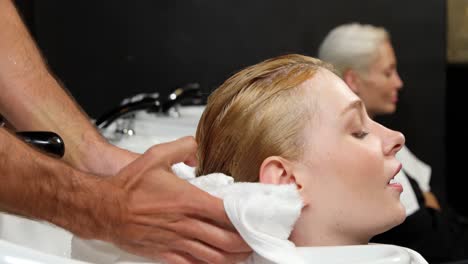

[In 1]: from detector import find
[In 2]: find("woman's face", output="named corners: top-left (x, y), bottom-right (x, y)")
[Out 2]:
top-left (356, 40), bottom-right (403, 117)
top-left (293, 69), bottom-right (406, 245)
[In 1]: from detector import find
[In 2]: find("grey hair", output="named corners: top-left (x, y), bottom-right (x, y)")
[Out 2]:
top-left (317, 23), bottom-right (389, 77)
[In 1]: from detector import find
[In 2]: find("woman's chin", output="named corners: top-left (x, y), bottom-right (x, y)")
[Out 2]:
top-left (381, 205), bottom-right (407, 234)
top-left (395, 204), bottom-right (407, 225)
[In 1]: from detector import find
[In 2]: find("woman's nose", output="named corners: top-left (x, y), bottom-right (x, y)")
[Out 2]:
top-left (394, 72), bottom-right (403, 90)
top-left (383, 126), bottom-right (405, 156)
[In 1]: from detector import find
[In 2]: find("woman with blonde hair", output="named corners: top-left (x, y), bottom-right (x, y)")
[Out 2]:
top-left (194, 54), bottom-right (427, 263)
top-left (72, 54), bottom-right (428, 264)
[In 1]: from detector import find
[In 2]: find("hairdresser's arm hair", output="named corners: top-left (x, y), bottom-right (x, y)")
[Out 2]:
top-left (0, 128), bottom-right (122, 240)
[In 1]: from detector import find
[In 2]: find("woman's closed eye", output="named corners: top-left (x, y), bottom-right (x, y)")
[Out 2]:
top-left (352, 130), bottom-right (369, 139)
top-left (343, 104), bottom-right (370, 140)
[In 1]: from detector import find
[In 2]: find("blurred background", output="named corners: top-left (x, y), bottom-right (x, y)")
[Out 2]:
top-left (13, 0), bottom-right (468, 216)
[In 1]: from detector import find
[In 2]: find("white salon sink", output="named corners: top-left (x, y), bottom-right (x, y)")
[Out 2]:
top-left (103, 106), bottom-right (204, 153)
top-left (0, 239), bottom-right (88, 264)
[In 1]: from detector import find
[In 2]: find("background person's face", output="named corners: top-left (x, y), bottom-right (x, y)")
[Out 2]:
top-left (356, 40), bottom-right (403, 117)
top-left (295, 69), bottom-right (406, 244)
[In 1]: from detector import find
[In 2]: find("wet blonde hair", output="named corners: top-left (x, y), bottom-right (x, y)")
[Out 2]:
top-left (196, 54), bottom-right (335, 182)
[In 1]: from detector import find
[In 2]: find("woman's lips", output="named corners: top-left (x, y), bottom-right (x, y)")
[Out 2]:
top-left (393, 163), bottom-right (402, 177)
top-left (388, 182), bottom-right (403, 193)
top-left (387, 163), bottom-right (403, 192)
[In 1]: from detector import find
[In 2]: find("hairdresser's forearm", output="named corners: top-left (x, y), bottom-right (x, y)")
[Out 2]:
top-left (0, 0), bottom-right (93, 132)
top-left (0, 0), bottom-right (136, 174)
top-left (0, 0), bottom-right (101, 158)
top-left (0, 128), bottom-right (123, 240)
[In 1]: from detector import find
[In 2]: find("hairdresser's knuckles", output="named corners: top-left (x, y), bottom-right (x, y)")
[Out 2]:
top-left (166, 214), bottom-right (249, 253)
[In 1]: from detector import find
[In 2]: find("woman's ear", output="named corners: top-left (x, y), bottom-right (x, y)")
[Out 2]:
top-left (260, 157), bottom-right (310, 206)
top-left (343, 69), bottom-right (361, 94)
top-left (259, 156), bottom-right (296, 185)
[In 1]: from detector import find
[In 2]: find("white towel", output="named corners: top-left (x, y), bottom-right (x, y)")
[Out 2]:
top-left (71, 163), bottom-right (428, 264)
top-left (162, 163), bottom-right (305, 263)
top-left (71, 163), bottom-right (305, 264)
top-left (188, 173), bottom-right (305, 264)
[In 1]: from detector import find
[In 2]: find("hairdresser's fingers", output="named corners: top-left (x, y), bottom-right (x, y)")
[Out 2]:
top-left (143, 136), bottom-right (198, 167)
top-left (191, 192), bottom-right (237, 230)
top-left (179, 190), bottom-right (251, 254)
top-left (167, 216), bottom-right (250, 254)
top-left (160, 251), bottom-right (203, 264)
top-left (115, 232), bottom-right (204, 264)
top-left (167, 238), bottom-right (250, 264)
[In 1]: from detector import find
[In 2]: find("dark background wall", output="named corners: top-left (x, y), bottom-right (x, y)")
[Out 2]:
top-left (446, 63), bottom-right (468, 215)
top-left (16, 1), bottom-right (455, 212)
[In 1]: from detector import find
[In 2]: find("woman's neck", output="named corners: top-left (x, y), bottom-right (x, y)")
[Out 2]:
top-left (289, 207), bottom-right (370, 247)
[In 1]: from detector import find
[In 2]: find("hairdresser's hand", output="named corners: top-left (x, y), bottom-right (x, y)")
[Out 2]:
top-left (108, 136), bottom-right (251, 264)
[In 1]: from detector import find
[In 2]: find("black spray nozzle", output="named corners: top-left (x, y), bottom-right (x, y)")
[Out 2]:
top-left (16, 131), bottom-right (65, 158)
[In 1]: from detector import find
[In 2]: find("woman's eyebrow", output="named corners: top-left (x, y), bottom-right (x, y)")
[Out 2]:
top-left (340, 100), bottom-right (364, 116)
